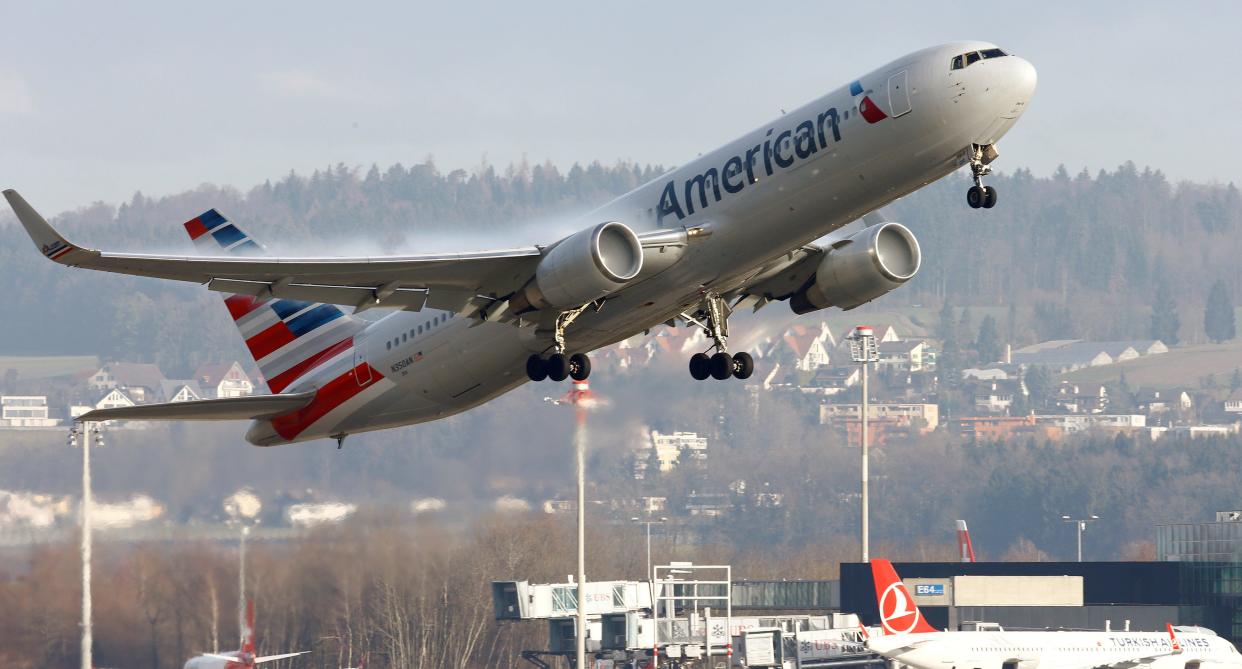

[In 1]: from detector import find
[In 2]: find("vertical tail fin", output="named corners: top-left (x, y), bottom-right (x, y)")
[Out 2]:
top-left (870, 559), bottom-right (938, 635)
top-left (242, 599), bottom-right (256, 654)
top-left (955, 520), bottom-right (977, 563)
top-left (183, 210), bottom-right (366, 393)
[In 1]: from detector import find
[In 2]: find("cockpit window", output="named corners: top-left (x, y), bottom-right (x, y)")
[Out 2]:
top-left (951, 48), bottom-right (1008, 71)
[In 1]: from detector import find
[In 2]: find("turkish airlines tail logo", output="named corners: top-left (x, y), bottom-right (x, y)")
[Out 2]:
top-left (871, 559), bottom-right (937, 635)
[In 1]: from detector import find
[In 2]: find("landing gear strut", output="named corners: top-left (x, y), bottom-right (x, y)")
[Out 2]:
top-left (683, 292), bottom-right (755, 381)
top-left (525, 303), bottom-right (595, 383)
top-left (966, 144), bottom-right (998, 209)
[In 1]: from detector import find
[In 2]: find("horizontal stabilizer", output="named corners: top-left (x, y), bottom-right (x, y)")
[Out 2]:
top-left (77, 391), bottom-right (315, 423)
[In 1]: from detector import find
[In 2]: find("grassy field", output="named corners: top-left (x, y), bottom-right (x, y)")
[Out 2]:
top-left (0, 355), bottom-right (99, 381)
top-left (1064, 340), bottom-right (1242, 390)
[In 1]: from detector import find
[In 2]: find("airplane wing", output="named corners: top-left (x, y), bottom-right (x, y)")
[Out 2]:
top-left (76, 391), bottom-right (315, 423)
top-left (255, 651), bottom-right (312, 663)
top-left (5, 189), bottom-right (543, 314)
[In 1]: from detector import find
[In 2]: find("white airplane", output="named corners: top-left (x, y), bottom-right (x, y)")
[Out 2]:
top-left (184, 601), bottom-right (308, 669)
top-left (6, 41), bottom-right (1036, 446)
top-left (866, 559), bottom-right (1242, 669)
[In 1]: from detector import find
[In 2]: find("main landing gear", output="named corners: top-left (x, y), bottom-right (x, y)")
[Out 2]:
top-left (526, 351), bottom-right (591, 382)
top-left (683, 292), bottom-right (755, 381)
top-left (526, 302), bottom-right (593, 382)
top-left (966, 144), bottom-right (998, 209)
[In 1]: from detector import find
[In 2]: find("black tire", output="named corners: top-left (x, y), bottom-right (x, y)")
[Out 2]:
top-left (689, 353), bottom-right (711, 380)
top-left (709, 352), bottom-right (734, 380)
top-left (547, 353), bottom-right (570, 382)
top-left (982, 186), bottom-right (998, 209)
top-left (525, 355), bottom-right (548, 382)
top-left (569, 353), bottom-right (591, 381)
top-left (732, 351), bottom-right (755, 380)
top-left (967, 185), bottom-right (983, 209)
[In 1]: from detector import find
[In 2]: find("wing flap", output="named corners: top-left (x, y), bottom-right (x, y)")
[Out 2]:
top-left (78, 391), bottom-right (316, 422)
top-left (207, 278), bottom-right (431, 311)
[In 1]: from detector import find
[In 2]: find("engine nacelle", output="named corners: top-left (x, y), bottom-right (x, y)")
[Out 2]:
top-left (512, 221), bottom-right (644, 311)
top-left (790, 222), bottom-right (921, 314)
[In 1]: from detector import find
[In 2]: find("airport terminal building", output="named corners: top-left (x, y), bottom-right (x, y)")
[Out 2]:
top-left (841, 560), bottom-right (1242, 644)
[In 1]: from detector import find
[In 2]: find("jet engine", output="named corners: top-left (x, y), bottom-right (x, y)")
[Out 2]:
top-left (511, 221), bottom-right (644, 312)
top-left (790, 222), bottom-right (921, 314)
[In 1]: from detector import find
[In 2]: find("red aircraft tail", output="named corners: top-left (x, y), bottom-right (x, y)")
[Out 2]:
top-left (870, 559), bottom-right (938, 635)
top-left (955, 520), bottom-right (977, 562)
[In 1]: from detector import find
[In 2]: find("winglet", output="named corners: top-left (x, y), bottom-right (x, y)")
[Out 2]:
top-left (3, 189), bottom-right (91, 264)
top-left (1167, 623), bottom-right (1182, 654)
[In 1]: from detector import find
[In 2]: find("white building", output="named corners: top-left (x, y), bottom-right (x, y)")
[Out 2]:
top-left (635, 430), bottom-right (708, 477)
top-left (194, 361), bottom-right (255, 398)
top-left (0, 396), bottom-right (60, 428)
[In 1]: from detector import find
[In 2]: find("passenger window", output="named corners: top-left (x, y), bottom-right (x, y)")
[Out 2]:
top-left (966, 51), bottom-right (981, 66)
top-left (386, 341), bottom-right (391, 350)
top-left (402, 333), bottom-right (407, 343)
top-left (418, 325), bottom-right (423, 334)
top-left (951, 55), bottom-right (964, 70)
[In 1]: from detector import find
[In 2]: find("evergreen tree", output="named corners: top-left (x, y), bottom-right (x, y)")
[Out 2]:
top-left (1150, 282), bottom-right (1181, 345)
top-left (1024, 366), bottom-right (1054, 410)
top-left (937, 300), bottom-right (958, 344)
top-left (1204, 279), bottom-right (1236, 343)
top-left (976, 315), bottom-right (1003, 364)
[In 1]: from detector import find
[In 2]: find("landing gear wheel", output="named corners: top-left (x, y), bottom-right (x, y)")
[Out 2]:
top-left (525, 354), bottom-right (548, 382)
top-left (982, 186), bottom-right (997, 209)
top-left (689, 353), bottom-right (711, 381)
top-left (569, 353), bottom-right (591, 381)
top-left (710, 352), bottom-right (734, 380)
top-left (732, 352), bottom-right (754, 380)
top-left (967, 185), bottom-right (984, 209)
top-left (546, 353), bottom-right (570, 382)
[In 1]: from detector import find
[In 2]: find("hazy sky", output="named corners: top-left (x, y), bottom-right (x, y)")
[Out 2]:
top-left (2, 1), bottom-right (1238, 213)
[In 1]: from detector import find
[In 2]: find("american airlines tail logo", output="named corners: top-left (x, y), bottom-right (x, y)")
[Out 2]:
top-left (879, 581), bottom-right (923, 634)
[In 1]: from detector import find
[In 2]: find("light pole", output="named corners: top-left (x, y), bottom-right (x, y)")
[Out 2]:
top-left (630, 516), bottom-right (668, 582)
top-left (848, 325), bottom-right (879, 562)
top-left (564, 380), bottom-right (596, 669)
top-left (1061, 514), bottom-right (1099, 562)
top-left (73, 421), bottom-right (103, 669)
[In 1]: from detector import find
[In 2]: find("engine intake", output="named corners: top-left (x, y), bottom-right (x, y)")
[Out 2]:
top-left (512, 221), bottom-right (643, 312)
top-left (790, 222), bottom-right (921, 314)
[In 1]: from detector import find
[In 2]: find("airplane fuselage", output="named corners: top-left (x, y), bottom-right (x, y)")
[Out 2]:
top-left (869, 629), bottom-right (1242, 669)
top-left (245, 40), bottom-right (1036, 445)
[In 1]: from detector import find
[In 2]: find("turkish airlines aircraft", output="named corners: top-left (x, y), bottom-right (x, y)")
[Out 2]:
top-left (6, 41), bottom-right (1036, 446)
top-left (184, 601), bottom-right (307, 669)
top-left (867, 559), bottom-right (1242, 669)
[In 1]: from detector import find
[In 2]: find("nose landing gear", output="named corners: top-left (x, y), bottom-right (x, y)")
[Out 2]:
top-left (966, 144), bottom-right (999, 209)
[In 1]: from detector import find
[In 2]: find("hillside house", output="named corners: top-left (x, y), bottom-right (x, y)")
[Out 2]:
top-left (194, 362), bottom-right (254, 398)
top-left (87, 362), bottom-right (165, 403)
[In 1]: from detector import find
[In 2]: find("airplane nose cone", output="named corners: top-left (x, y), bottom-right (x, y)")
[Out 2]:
top-left (1012, 56), bottom-right (1037, 101)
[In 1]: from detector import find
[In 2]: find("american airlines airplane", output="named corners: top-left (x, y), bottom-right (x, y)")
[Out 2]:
top-left (6, 41), bottom-right (1036, 446)
top-left (866, 559), bottom-right (1242, 669)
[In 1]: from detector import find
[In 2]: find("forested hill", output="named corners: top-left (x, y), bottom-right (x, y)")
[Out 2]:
top-left (0, 159), bottom-right (1238, 375)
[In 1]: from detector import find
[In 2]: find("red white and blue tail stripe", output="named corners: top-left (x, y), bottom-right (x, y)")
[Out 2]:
top-left (183, 210), bottom-right (368, 395)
